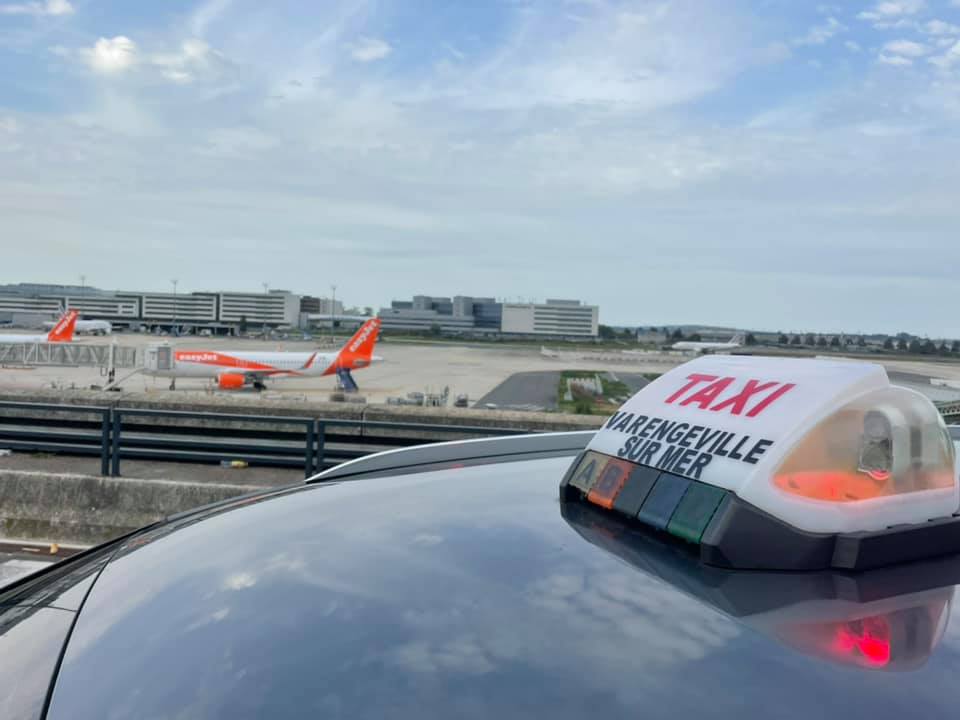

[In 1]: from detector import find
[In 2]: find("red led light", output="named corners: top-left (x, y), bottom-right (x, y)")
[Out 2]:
top-left (775, 471), bottom-right (893, 502)
top-left (833, 616), bottom-right (891, 667)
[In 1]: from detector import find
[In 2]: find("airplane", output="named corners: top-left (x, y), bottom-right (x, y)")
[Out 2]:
top-left (43, 304), bottom-right (111, 335)
top-left (670, 332), bottom-right (745, 353)
top-left (0, 310), bottom-right (79, 344)
top-left (43, 317), bottom-right (111, 335)
top-left (144, 317), bottom-right (383, 391)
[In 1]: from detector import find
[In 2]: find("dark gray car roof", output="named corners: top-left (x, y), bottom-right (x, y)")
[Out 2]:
top-left (34, 452), bottom-right (960, 719)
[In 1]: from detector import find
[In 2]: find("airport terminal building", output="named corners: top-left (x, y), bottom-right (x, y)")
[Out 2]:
top-left (0, 284), bottom-right (601, 339)
top-left (0, 284), bottom-right (302, 334)
top-left (379, 295), bottom-right (599, 339)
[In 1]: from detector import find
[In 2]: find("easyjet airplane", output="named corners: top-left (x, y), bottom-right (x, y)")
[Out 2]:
top-left (144, 317), bottom-right (383, 391)
top-left (0, 310), bottom-right (79, 344)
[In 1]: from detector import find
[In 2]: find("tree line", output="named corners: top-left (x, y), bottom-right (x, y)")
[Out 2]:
top-left (615, 326), bottom-right (960, 356)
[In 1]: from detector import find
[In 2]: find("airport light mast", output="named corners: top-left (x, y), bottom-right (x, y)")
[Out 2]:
top-left (331, 284), bottom-right (337, 334)
top-left (262, 282), bottom-right (269, 338)
top-left (171, 279), bottom-right (178, 335)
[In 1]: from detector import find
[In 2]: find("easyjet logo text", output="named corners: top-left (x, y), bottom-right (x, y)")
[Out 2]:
top-left (349, 322), bottom-right (377, 353)
top-left (664, 373), bottom-right (795, 418)
top-left (52, 313), bottom-right (74, 334)
top-left (178, 353), bottom-right (220, 363)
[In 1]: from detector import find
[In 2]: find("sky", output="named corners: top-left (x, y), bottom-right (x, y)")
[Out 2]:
top-left (2, 0), bottom-right (960, 335)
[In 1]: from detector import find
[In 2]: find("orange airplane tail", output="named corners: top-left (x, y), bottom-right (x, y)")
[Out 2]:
top-left (47, 310), bottom-right (79, 343)
top-left (336, 317), bottom-right (381, 370)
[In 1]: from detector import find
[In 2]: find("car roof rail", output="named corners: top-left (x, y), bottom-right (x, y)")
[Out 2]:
top-left (307, 431), bottom-right (594, 483)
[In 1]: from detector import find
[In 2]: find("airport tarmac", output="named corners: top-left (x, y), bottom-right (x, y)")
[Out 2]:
top-left (475, 370), bottom-right (651, 411)
top-left (0, 333), bottom-right (678, 406)
top-left (2, 332), bottom-right (960, 408)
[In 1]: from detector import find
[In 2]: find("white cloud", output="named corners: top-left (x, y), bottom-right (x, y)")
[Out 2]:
top-left (0, 117), bottom-right (18, 133)
top-left (923, 19), bottom-right (960, 35)
top-left (7, 0), bottom-right (960, 335)
top-left (350, 36), bottom-right (392, 62)
top-left (0, 0), bottom-right (72, 15)
top-left (858, 0), bottom-right (925, 21)
top-left (224, 572), bottom-right (256, 590)
top-left (83, 36), bottom-right (137, 74)
top-left (458, 4), bottom-right (754, 113)
top-left (152, 39), bottom-right (213, 83)
top-left (929, 39), bottom-right (960, 68)
top-left (794, 16), bottom-right (845, 46)
top-left (845, 40), bottom-right (862, 52)
top-left (76, 36), bottom-right (223, 83)
top-left (387, 637), bottom-right (495, 675)
top-left (189, 0), bottom-right (232, 37)
top-left (878, 53), bottom-right (914, 65)
top-left (883, 39), bottom-right (931, 56)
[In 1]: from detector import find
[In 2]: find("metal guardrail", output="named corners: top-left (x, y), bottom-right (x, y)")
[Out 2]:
top-left (0, 401), bottom-right (534, 479)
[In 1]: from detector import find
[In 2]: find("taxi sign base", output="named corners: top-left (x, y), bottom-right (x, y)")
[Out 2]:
top-left (701, 495), bottom-right (960, 571)
top-left (832, 516), bottom-right (960, 571)
top-left (699, 495), bottom-right (836, 570)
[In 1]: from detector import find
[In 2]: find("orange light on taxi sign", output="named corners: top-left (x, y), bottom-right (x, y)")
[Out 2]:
top-left (586, 458), bottom-right (632, 509)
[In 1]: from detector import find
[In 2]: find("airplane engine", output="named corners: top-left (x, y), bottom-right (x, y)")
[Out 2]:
top-left (218, 373), bottom-right (246, 390)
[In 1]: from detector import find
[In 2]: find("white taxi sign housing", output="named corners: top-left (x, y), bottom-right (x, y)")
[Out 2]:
top-left (588, 355), bottom-right (957, 534)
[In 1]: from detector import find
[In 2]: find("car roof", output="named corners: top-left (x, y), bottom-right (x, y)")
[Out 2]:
top-left (30, 442), bottom-right (960, 719)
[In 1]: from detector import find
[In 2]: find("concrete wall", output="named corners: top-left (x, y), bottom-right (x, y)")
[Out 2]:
top-left (0, 390), bottom-right (606, 546)
top-left (0, 469), bottom-right (267, 546)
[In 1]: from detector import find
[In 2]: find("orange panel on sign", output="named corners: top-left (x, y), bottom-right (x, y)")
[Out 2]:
top-left (587, 458), bottom-right (632, 509)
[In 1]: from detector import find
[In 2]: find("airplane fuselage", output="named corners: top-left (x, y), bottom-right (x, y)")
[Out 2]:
top-left (671, 342), bottom-right (742, 353)
top-left (144, 349), bottom-right (380, 379)
top-left (143, 317), bottom-right (383, 390)
top-left (146, 350), bottom-right (360, 379)
top-left (0, 333), bottom-right (60, 343)
top-left (44, 320), bottom-right (112, 335)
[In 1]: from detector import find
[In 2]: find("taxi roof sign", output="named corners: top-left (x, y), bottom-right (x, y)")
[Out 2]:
top-left (563, 355), bottom-right (960, 570)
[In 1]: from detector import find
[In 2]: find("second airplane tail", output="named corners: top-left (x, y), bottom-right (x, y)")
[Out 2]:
top-left (47, 310), bottom-right (79, 343)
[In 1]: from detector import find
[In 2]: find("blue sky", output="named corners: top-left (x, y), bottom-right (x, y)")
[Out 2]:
top-left (2, 0), bottom-right (960, 335)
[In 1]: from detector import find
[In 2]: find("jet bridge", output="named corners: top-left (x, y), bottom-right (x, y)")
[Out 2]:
top-left (0, 342), bottom-right (139, 369)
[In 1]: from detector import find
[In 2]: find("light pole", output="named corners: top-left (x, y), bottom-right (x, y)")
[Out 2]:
top-left (171, 279), bottom-right (178, 335)
top-left (330, 284), bottom-right (337, 334)
top-left (76, 274), bottom-right (86, 316)
top-left (262, 282), bottom-right (269, 338)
